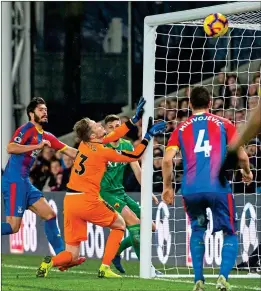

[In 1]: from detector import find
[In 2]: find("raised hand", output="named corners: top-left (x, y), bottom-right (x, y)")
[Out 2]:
top-left (131, 96), bottom-right (146, 124)
top-left (144, 117), bottom-right (166, 140)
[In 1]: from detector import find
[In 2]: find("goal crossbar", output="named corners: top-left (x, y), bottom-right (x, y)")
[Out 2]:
top-left (144, 2), bottom-right (261, 26)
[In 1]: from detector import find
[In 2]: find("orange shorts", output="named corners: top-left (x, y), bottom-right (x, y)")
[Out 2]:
top-left (63, 192), bottom-right (118, 245)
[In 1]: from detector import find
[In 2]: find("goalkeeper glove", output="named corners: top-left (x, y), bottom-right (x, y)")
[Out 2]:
top-left (218, 149), bottom-right (238, 187)
top-left (131, 96), bottom-right (146, 124)
top-left (144, 117), bottom-right (167, 141)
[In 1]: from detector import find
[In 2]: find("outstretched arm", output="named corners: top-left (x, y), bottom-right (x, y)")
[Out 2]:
top-left (102, 96), bottom-right (146, 143)
top-left (218, 116), bottom-right (256, 186)
top-left (102, 119), bottom-right (136, 144)
top-left (7, 125), bottom-right (51, 154)
top-left (104, 118), bottom-right (166, 163)
top-left (130, 161), bottom-right (159, 204)
top-left (230, 102), bottom-right (261, 150)
top-left (162, 147), bottom-right (178, 205)
top-left (161, 127), bottom-right (180, 205)
top-left (7, 140), bottom-right (51, 154)
top-left (44, 132), bottom-right (78, 160)
top-left (62, 146), bottom-right (78, 160)
top-left (104, 139), bottom-right (149, 163)
top-left (130, 161), bottom-right (141, 184)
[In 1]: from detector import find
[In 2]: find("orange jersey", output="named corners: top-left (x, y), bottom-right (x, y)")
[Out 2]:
top-left (102, 119), bottom-right (134, 144)
top-left (67, 139), bottom-right (148, 200)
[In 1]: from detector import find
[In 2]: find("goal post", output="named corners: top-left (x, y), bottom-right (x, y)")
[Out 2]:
top-left (140, 24), bottom-right (157, 279)
top-left (141, 1), bottom-right (261, 279)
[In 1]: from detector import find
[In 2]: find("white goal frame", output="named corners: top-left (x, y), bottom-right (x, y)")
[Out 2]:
top-left (140, 1), bottom-right (261, 279)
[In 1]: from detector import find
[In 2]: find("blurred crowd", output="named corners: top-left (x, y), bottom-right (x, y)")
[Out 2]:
top-left (127, 70), bottom-right (261, 194)
top-left (28, 70), bottom-right (260, 195)
top-left (29, 147), bottom-right (74, 192)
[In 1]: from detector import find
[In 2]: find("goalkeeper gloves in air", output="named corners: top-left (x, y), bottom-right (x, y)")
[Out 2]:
top-left (218, 149), bottom-right (238, 187)
top-left (144, 117), bottom-right (167, 140)
top-left (131, 96), bottom-right (146, 124)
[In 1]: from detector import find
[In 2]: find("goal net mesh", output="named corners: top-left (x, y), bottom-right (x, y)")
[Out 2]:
top-left (151, 8), bottom-right (261, 277)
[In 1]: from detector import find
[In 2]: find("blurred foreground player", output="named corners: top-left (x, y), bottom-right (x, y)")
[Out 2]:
top-left (161, 87), bottom-right (252, 291)
top-left (36, 100), bottom-right (166, 278)
top-left (2, 97), bottom-right (77, 255)
top-left (219, 101), bottom-right (261, 185)
top-left (219, 97), bottom-right (261, 276)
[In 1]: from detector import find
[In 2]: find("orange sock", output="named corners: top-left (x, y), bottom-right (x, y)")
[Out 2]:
top-left (58, 257), bottom-right (86, 271)
top-left (52, 250), bottom-right (73, 267)
top-left (102, 229), bottom-right (124, 266)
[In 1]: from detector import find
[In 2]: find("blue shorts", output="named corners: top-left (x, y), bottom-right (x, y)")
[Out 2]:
top-left (2, 177), bottom-right (43, 217)
top-left (183, 192), bottom-right (237, 234)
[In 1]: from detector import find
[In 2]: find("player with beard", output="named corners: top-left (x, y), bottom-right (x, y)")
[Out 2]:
top-left (1, 97), bottom-right (78, 259)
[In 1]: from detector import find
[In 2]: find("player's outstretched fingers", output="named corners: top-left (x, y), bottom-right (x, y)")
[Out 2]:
top-left (131, 96), bottom-right (146, 124)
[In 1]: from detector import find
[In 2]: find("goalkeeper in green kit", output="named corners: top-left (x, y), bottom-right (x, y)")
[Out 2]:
top-left (100, 114), bottom-right (161, 275)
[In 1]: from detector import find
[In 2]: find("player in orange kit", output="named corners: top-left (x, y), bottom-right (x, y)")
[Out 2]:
top-left (36, 102), bottom-right (166, 278)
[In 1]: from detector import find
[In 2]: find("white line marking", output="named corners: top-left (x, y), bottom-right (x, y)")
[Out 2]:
top-left (2, 264), bottom-right (261, 291)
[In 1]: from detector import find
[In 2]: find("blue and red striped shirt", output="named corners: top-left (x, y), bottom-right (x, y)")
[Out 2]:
top-left (3, 122), bottom-right (66, 180)
top-left (167, 113), bottom-right (237, 195)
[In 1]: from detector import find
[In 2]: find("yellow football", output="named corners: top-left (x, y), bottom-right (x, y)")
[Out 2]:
top-left (203, 13), bottom-right (228, 38)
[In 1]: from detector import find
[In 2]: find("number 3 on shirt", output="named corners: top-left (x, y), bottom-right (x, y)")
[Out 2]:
top-left (194, 129), bottom-right (212, 157)
top-left (75, 152), bottom-right (88, 175)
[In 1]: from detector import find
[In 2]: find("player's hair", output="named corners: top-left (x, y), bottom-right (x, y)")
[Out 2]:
top-left (50, 158), bottom-right (62, 166)
top-left (104, 114), bottom-right (120, 124)
top-left (73, 118), bottom-right (93, 142)
top-left (190, 86), bottom-right (210, 110)
top-left (27, 97), bottom-right (46, 120)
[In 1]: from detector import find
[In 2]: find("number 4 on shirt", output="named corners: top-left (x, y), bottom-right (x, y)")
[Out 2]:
top-left (194, 129), bottom-right (212, 157)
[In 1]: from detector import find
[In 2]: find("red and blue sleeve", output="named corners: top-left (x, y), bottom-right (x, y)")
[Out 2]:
top-left (44, 132), bottom-right (67, 151)
top-left (9, 123), bottom-right (34, 145)
top-left (166, 128), bottom-right (180, 151)
top-left (224, 120), bottom-right (238, 144)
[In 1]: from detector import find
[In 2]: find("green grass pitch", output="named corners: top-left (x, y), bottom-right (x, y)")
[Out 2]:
top-left (2, 254), bottom-right (260, 291)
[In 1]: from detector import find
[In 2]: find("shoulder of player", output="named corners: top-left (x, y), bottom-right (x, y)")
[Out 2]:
top-left (16, 122), bottom-right (35, 133)
top-left (11, 123), bottom-right (35, 143)
top-left (208, 113), bottom-right (233, 126)
top-left (80, 142), bottom-right (109, 155)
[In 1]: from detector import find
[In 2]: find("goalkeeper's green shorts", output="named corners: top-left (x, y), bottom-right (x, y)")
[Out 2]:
top-left (100, 191), bottom-right (140, 218)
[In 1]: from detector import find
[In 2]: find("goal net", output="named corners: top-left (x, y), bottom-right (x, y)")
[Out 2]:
top-left (140, 2), bottom-right (261, 279)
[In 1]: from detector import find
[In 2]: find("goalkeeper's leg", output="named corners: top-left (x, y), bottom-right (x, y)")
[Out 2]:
top-left (36, 196), bottom-right (89, 278)
top-left (111, 205), bottom-right (139, 274)
top-left (117, 196), bottom-right (157, 257)
top-left (58, 256), bottom-right (86, 271)
top-left (98, 213), bottom-right (125, 278)
top-left (36, 244), bottom-right (80, 278)
top-left (115, 202), bottom-right (161, 276)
